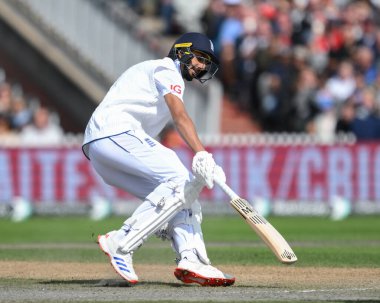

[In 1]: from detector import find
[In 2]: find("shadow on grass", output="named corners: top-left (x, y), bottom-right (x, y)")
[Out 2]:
top-left (39, 279), bottom-right (282, 289)
top-left (39, 279), bottom-right (189, 288)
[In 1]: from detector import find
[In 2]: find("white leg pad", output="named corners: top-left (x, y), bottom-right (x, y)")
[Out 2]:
top-left (169, 200), bottom-right (211, 265)
top-left (119, 182), bottom-right (185, 253)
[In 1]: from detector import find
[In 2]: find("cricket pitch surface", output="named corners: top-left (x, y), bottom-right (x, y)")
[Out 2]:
top-left (1, 261), bottom-right (379, 302)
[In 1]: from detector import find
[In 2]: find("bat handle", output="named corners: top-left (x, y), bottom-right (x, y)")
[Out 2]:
top-left (214, 177), bottom-right (239, 200)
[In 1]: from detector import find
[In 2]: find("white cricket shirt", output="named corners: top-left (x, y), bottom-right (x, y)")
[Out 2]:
top-left (82, 57), bottom-right (185, 157)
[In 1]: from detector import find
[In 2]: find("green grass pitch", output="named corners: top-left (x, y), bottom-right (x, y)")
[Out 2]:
top-left (0, 215), bottom-right (379, 268)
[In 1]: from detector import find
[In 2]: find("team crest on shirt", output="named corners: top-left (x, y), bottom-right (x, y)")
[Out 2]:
top-left (170, 84), bottom-right (182, 94)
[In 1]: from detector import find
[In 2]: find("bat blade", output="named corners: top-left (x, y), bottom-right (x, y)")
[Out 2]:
top-left (230, 197), bottom-right (297, 264)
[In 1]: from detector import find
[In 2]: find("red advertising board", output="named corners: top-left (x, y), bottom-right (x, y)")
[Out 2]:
top-left (0, 143), bottom-right (379, 204)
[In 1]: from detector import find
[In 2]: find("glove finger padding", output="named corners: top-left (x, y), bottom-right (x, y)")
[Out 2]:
top-left (192, 151), bottom-right (216, 189)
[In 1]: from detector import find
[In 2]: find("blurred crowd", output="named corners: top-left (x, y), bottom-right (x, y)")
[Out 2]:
top-left (2, 1), bottom-right (380, 144)
top-left (0, 70), bottom-right (64, 147)
top-left (127, 0), bottom-right (380, 142)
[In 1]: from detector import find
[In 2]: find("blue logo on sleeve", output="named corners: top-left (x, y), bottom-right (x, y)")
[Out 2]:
top-left (144, 138), bottom-right (156, 147)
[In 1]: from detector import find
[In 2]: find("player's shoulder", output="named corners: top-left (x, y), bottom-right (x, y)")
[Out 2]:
top-left (155, 57), bottom-right (177, 71)
top-left (153, 58), bottom-right (183, 82)
top-left (135, 57), bottom-right (176, 72)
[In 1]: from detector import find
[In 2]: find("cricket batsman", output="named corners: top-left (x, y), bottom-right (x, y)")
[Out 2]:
top-left (82, 32), bottom-right (235, 286)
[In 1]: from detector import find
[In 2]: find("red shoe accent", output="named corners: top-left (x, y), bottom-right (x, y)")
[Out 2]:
top-left (174, 268), bottom-right (235, 287)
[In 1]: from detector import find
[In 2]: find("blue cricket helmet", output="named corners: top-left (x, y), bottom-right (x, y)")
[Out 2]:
top-left (168, 32), bottom-right (219, 83)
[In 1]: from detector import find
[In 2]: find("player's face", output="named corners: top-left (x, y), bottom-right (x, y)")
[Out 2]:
top-left (188, 51), bottom-right (211, 78)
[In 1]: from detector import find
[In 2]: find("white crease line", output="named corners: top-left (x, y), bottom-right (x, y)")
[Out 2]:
top-left (296, 287), bottom-right (379, 293)
top-left (249, 287), bottom-right (380, 294)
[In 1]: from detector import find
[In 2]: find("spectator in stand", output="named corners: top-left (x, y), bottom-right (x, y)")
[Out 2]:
top-left (256, 49), bottom-right (298, 131)
top-left (171, 1), bottom-right (210, 33)
top-left (142, 0), bottom-right (380, 140)
top-left (289, 0), bottom-right (312, 46)
top-left (335, 99), bottom-right (356, 134)
top-left (290, 66), bottom-right (320, 133)
top-left (256, 72), bottom-right (283, 132)
top-left (371, 73), bottom-right (380, 115)
top-left (160, 0), bottom-right (182, 35)
top-left (9, 95), bottom-right (32, 131)
top-left (125, 0), bottom-right (142, 14)
top-left (353, 46), bottom-right (378, 85)
top-left (238, 12), bottom-right (276, 116)
top-left (350, 87), bottom-right (380, 141)
top-left (234, 10), bottom-right (259, 111)
top-left (0, 113), bottom-right (19, 146)
top-left (351, 73), bottom-right (367, 106)
top-left (0, 82), bottom-right (12, 115)
top-left (325, 19), bottom-right (346, 65)
top-left (305, 8), bottom-right (330, 73)
top-left (336, 22), bottom-right (360, 62)
top-left (361, 18), bottom-right (377, 51)
top-left (372, 29), bottom-right (380, 63)
top-left (216, 0), bottom-right (244, 98)
top-left (325, 60), bottom-right (356, 105)
top-left (313, 84), bottom-right (337, 143)
top-left (201, 0), bottom-right (226, 45)
top-left (273, 10), bottom-right (293, 50)
top-left (20, 106), bottom-right (64, 146)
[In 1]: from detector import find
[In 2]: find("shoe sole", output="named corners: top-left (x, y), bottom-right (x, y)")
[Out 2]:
top-left (97, 235), bottom-right (138, 285)
top-left (174, 268), bottom-right (235, 287)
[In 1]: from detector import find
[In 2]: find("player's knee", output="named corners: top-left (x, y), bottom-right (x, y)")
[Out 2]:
top-left (143, 174), bottom-right (203, 224)
top-left (145, 181), bottom-right (185, 209)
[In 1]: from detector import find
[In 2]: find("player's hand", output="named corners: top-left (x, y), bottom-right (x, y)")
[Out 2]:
top-left (192, 151), bottom-right (226, 189)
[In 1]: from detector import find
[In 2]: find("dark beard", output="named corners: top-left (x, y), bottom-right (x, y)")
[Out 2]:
top-left (181, 65), bottom-right (193, 81)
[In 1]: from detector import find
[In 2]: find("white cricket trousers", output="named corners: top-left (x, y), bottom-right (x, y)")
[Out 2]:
top-left (87, 130), bottom-right (209, 262)
top-left (87, 129), bottom-right (190, 200)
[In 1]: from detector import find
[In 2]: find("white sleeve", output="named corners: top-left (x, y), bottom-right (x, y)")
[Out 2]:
top-left (154, 67), bottom-right (184, 101)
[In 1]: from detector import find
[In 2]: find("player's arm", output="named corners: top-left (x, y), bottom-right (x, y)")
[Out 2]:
top-left (165, 93), bottom-right (226, 189)
top-left (164, 93), bottom-right (205, 153)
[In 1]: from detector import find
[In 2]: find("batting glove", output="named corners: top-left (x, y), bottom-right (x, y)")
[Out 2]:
top-left (192, 151), bottom-right (226, 189)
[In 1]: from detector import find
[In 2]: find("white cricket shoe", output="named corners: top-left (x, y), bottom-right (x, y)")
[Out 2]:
top-left (98, 231), bottom-right (138, 284)
top-left (174, 257), bottom-right (235, 287)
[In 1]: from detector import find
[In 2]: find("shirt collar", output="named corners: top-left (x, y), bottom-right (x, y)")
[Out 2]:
top-left (174, 59), bottom-right (181, 74)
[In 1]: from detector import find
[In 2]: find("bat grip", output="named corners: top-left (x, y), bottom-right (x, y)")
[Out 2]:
top-left (214, 177), bottom-right (239, 200)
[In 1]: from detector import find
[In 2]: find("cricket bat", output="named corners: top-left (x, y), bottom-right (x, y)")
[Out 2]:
top-left (215, 179), bottom-right (297, 264)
